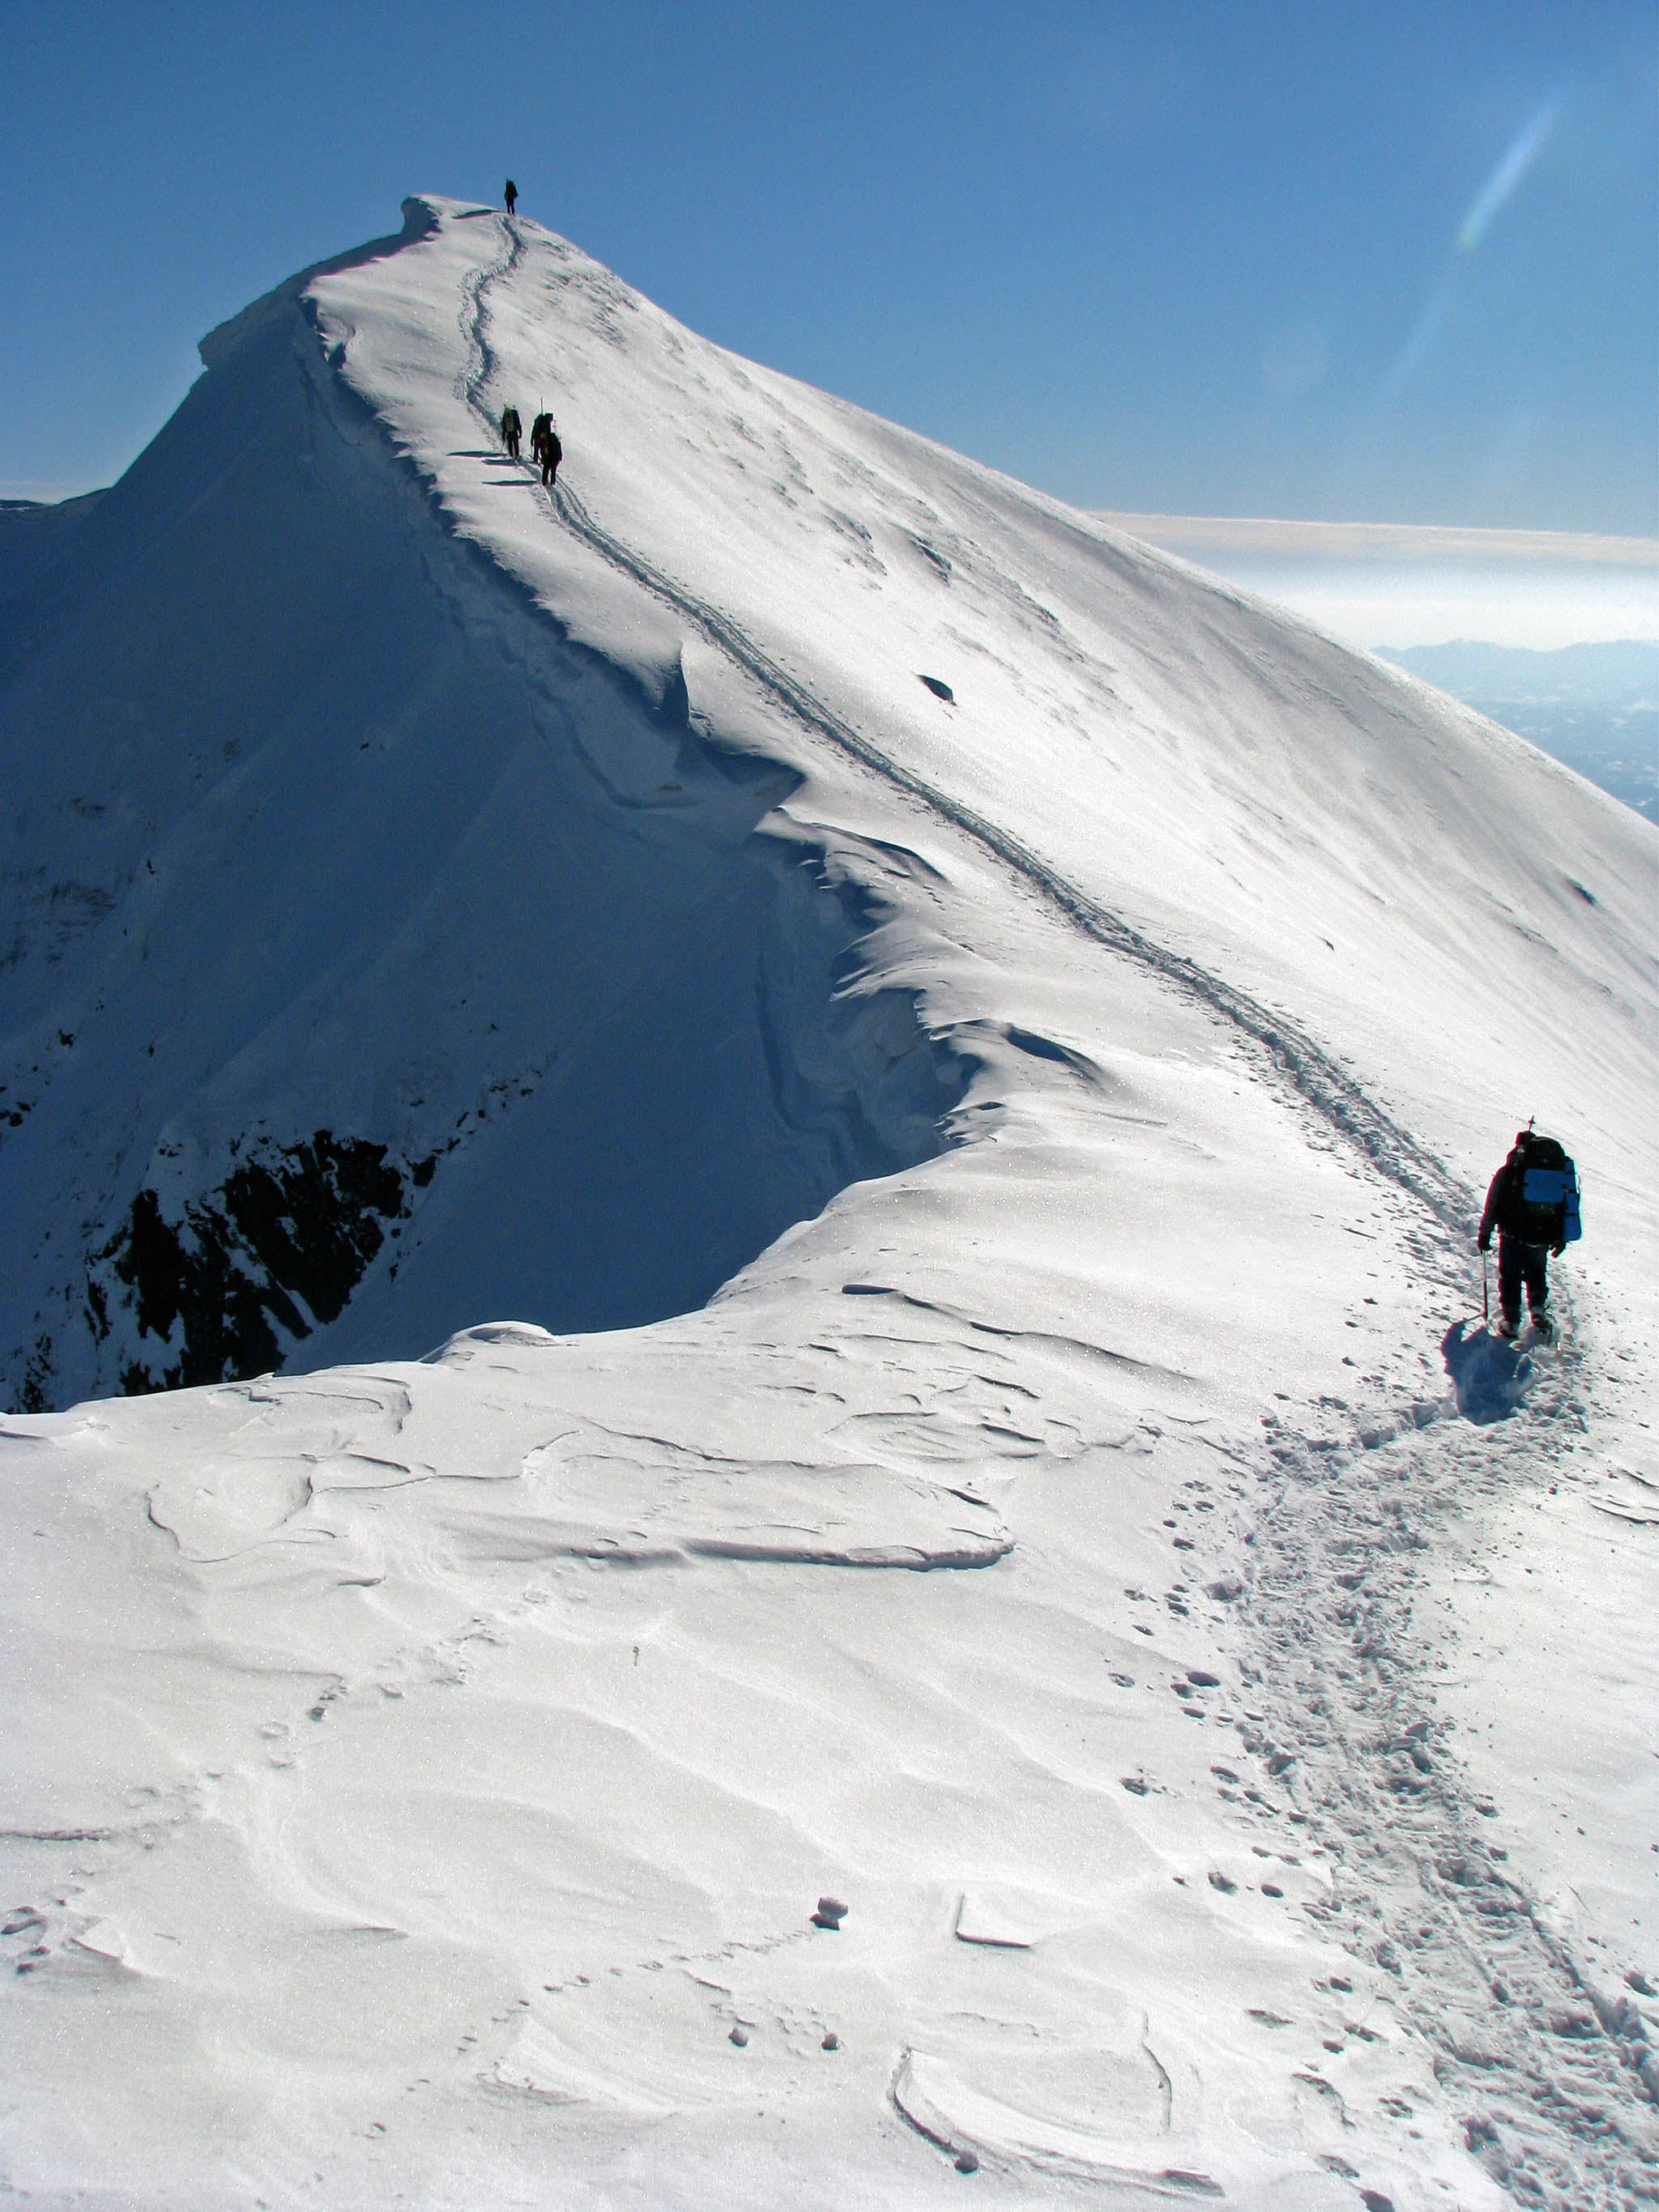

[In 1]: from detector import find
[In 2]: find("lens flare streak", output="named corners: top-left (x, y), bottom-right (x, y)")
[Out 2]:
top-left (1458, 95), bottom-right (1563, 253)
top-left (1367, 93), bottom-right (1564, 421)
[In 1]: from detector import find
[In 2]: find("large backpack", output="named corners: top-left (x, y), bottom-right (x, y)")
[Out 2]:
top-left (1515, 1133), bottom-right (1582, 1244)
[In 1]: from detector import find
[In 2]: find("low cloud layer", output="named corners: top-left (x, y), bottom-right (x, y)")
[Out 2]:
top-left (1099, 514), bottom-right (1658, 651)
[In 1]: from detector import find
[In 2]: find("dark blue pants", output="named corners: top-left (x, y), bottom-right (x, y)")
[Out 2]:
top-left (1497, 1233), bottom-right (1549, 1326)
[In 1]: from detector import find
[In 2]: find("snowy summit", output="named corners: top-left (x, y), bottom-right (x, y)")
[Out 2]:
top-left (0, 195), bottom-right (1654, 2210)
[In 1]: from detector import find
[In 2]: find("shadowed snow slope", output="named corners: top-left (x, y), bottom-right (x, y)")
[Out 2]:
top-left (0, 199), bottom-right (1654, 2210)
top-left (0, 215), bottom-right (959, 1408)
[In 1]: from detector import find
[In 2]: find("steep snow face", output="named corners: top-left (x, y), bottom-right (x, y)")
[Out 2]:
top-left (0, 199), bottom-right (1655, 2210)
top-left (0, 215), bottom-right (959, 1408)
top-left (307, 204), bottom-right (1652, 1225)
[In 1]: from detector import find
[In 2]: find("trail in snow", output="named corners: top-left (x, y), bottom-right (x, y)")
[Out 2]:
top-left (2, 198), bottom-right (1653, 2211)
top-left (1167, 1336), bottom-right (1659, 2209)
top-left (456, 224), bottom-right (1471, 1240)
top-left (454, 211), bottom-right (522, 411)
top-left (455, 230), bottom-right (1659, 2196)
top-left (545, 463), bottom-right (1472, 1234)
top-left (450, 210), bottom-right (1657, 2195)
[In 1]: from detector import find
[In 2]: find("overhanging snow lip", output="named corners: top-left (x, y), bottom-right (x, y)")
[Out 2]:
top-left (198, 195), bottom-right (444, 373)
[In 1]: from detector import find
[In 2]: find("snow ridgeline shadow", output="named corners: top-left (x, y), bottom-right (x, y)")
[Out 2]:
top-left (0, 263), bottom-right (968, 1409)
top-left (1441, 1319), bottom-right (1535, 1424)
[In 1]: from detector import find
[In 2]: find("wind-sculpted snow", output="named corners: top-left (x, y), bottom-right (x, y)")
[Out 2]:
top-left (0, 198), bottom-right (1654, 2209)
top-left (892, 2047), bottom-right (1225, 2193)
top-left (135, 1328), bottom-right (1013, 1573)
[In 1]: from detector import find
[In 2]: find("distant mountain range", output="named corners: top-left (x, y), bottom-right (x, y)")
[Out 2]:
top-left (0, 491), bottom-right (104, 603)
top-left (1377, 637), bottom-right (1657, 707)
top-left (1377, 639), bottom-right (1657, 822)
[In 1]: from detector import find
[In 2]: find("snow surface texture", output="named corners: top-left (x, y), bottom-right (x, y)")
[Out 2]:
top-left (0, 198), bottom-right (1655, 2209)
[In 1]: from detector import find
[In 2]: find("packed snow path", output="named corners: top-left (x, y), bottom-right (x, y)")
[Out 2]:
top-left (1, 198), bottom-right (1655, 2210)
top-left (1239, 1336), bottom-right (1659, 2210)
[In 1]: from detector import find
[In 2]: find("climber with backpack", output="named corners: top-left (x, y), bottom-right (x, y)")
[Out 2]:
top-left (500, 405), bottom-right (522, 459)
top-left (531, 413), bottom-right (561, 487)
top-left (1477, 1121), bottom-right (1582, 1341)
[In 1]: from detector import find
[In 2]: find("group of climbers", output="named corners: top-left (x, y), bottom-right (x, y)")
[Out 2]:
top-left (497, 185), bottom-right (562, 487)
top-left (500, 406), bottom-right (561, 483)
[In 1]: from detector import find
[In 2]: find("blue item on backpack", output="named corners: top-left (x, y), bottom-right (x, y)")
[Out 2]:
top-left (1522, 1161), bottom-right (1582, 1242)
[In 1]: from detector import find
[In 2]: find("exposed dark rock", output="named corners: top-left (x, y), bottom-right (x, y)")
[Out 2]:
top-left (16, 1344), bottom-right (52, 1414)
top-left (99, 1130), bottom-right (412, 1393)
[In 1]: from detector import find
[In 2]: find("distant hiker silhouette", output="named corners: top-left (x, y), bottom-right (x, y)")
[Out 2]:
top-left (1478, 1122), bottom-right (1581, 1340)
top-left (531, 413), bottom-right (561, 486)
top-left (500, 405), bottom-right (522, 459)
top-left (505, 179), bottom-right (518, 215)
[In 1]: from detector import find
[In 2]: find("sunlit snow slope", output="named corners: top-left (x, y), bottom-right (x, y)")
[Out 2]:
top-left (1, 198), bottom-right (1654, 2211)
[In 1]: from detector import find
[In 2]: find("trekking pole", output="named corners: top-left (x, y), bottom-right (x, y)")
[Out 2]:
top-left (1482, 1248), bottom-right (1489, 1327)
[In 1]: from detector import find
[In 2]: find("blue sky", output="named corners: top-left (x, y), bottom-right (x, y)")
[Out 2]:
top-left (2, 1), bottom-right (1654, 531)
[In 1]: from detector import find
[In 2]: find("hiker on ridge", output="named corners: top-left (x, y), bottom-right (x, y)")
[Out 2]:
top-left (1477, 1123), bottom-right (1581, 1340)
top-left (531, 416), bottom-right (561, 487)
top-left (505, 179), bottom-right (518, 216)
top-left (500, 405), bottom-right (522, 459)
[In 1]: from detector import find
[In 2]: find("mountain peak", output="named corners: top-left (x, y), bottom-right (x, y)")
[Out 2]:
top-left (1, 199), bottom-right (1653, 2207)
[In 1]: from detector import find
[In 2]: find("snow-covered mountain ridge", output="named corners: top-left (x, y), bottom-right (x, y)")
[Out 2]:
top-left (0, 197), bottom-right (1653, 2208)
